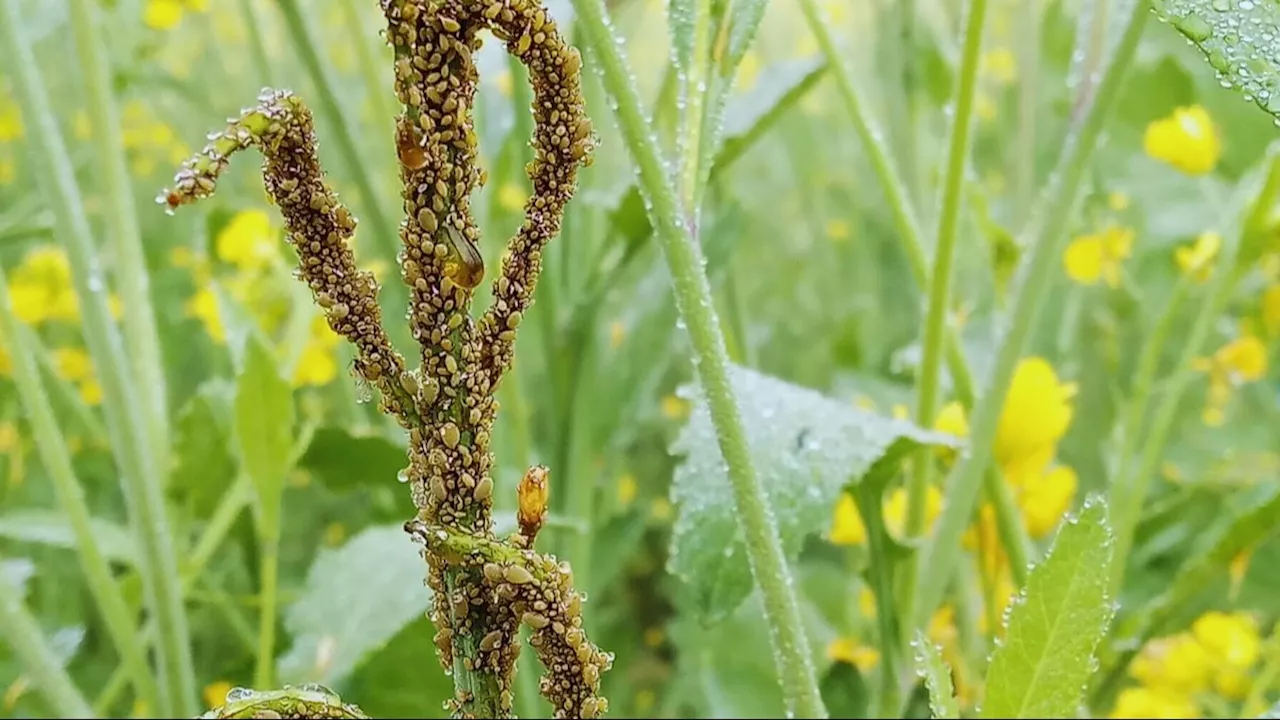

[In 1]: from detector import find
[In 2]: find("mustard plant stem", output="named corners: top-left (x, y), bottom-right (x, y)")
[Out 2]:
top-left (800, 0), bottom-right (1031, 619)
top-left (0, 271), bottom-right (158, 712)
top-left (915, 0), bottom-right (1149, 628)
top-left (902, 0), bottom-right (989, 637)
top-left (567, 0), bottom-right (826, 715)
top-left (70, 0), bottom-right (170, 488)
top-left (1, 3), bottom-right (197, 713)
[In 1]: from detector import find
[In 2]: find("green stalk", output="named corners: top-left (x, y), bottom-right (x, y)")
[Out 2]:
top-left (914, 0), bottom-right (1149, 628)
top-left (801, 0), bottom-right (1032, 600)
top-left (17, 322), bottom-right (108, 444)
top-left (254, 533), bottom-right (281, 689)
top-left (854, 490), bottom-right (902, 716)
top-left (0, 271), bottom-right (157, 710)
top-left (675, 0), bottom-right (713, 214)
top-left (901, 0), bottom-right (989, 635)
top-left (1014, 0), bottom-right (1040, 225)
top-left (272, 0), bottom-right (407, 322)
top-left (0, 3), bottom-right (197, 714)
top-left (0, 555), bottom-right (95, 719)
top-left (70, 0), bottom-right (169, 476)
top-left (237, 0), bottom-right (276, 85)
top-left (567, 0), bottom-right (826, 716)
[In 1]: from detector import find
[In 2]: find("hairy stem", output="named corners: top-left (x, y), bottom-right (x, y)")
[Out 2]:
top-left (70, 0), bottom-right (170, 474)
top-left (0, 2), bottom-right (197, 713)
top-left (915, 0), bottom-right (1149, 628)
top-left (567, 0), bottom-right (826, 716)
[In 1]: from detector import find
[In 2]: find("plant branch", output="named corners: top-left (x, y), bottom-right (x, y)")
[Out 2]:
top-left (567, 0), bottom-right (826, 716)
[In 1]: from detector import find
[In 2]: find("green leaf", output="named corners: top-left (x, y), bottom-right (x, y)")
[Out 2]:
top-left (1260, 700), bottom-right (1280, 719)
top-left (721, 0), bottom-right (768, 77)
top-left (277, 524), bottom-right (432, 685)
top-left (0, 510), bottom-right (136, 564)
top-left (716, 55), bottom-right (829, 170)
top-left (913, 630), bottom-right (959, 719)
top-left (0, 558), bottom-right (35, 598)
top-left (668, 0), bottom-right (696, 75)
top-left (668, 364), bottom-right (959, 622)
top-left (1114, 484), bottom-right (1280, 646)
top-left (297, 426), bottom-right (406, 493)
top-left (979, 498), bottom-right (1115, 719)
top-left (170, 380), bottom-right (237, 517)
top-left (234, 336), bottom-right (295, 531)
top-left (1151, 0), bottom-right (1280, 121)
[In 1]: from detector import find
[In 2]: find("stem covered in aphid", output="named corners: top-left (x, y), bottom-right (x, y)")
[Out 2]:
top-left (164, 1), bottom-right (602, 717)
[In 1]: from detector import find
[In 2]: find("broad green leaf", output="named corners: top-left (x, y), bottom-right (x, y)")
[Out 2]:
top-left (1151, 0), bottom-right (1280, 121)
top-left (980, 499), bottom-right (1115, 719)
top-left (298, 426), bottom-right (406, 492)
top-left (277, 524), bottom-right (433, 685)
top-left (234, 336), bottom-right (294, 531)
top-left (344, 616), bottom-right (456, 718)
top-left (1260, 700), bottom-right (1280, 719)
top-left (668, 364), bottom-right (958, 621)
top-left (913, 631), bottom-right (959, 719)
top-left (170, 380), bottom-right (237, 516)
top-left (0, 510), bottom-right (135, 564)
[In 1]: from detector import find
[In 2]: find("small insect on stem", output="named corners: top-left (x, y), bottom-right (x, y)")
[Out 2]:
top-left (517, 464), bottom-right (550, 545)
top-left (442, 224), bottom-right (485, 290)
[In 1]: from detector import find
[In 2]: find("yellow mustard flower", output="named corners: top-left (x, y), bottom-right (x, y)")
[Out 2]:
top-left (1263, 285), bottom-right (1280, 336)
top-left (829, 492), bottom-right (865, 546)
top-left (981, 48), bottom-right (1017, 84)
top-left (858, 587), bottom-right (876, 618)
top-left (497, 183), bottom-right (528, 213)
top-left (883, 485), bottom-right (943, 540)
top-left (994, 357), bottom-right (1076, 479)
top-left (825, 637), bottom-right (880, 671)
top-left (1131, 633), bottom-right (1214, 694)
top-left (1064, 226), bottom-right (1135, 288)
top-left (7, 247), bottom-right (79, 325)
top-left (292, 315), bottom-right (341, 387)
top-left (1214, 334), bottom-right (1269, 382)
top-left (1175, 231), bottom-right (1222, 282)
top-left (1110, 686), bottom-right (1200, 719)
top-left (79, 379), bottom-right (103, 406)
top-left (53, 347), bottom-right (92, 383)
top-left (216, 210), bottom-right (278, 272)
top-left (0, 99), bottom-right (22, 142)
top-left (202, 680), bottom-right (232, 709)
top-left (1192, 611), bottom-right (1260, 671)
top-left (1144, 105), bottom-right (1221, 176)
top-left (1009, 464), bottom-right (1077, 538)
top-left (616, 473), bottom-right (637, 506)
top-left (933, 400), bottom-right (969, 463)
top-left (144, 0), bottom-right (207, 31)
top-left (735, 49), bottom-right (761, 91)
top-left (186, 285), bottom-right (225, 344)
top-left (825, 219), bottom-right (851, 242)
top-left (661, 394), bottom-right (690, 420)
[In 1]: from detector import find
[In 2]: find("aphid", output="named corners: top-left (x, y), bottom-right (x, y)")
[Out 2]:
top-left (442, 224), bottom-right (485, 289)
